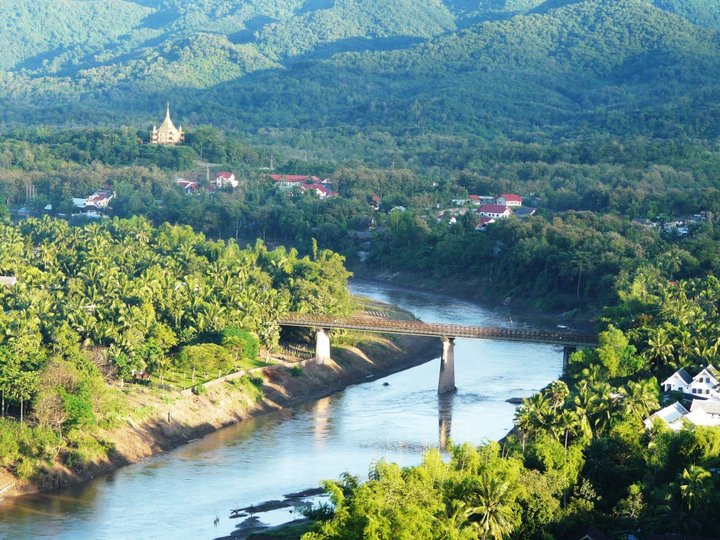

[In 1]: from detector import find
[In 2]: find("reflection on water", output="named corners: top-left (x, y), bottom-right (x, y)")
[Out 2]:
top-left (312, 397), bottom-right (332, 446)
top-left (438, 393), bottom-right (454, 450)
top-left (0, 280), bottom-right (562, 540)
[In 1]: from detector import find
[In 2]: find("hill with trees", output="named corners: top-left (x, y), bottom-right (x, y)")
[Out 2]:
top-left (1, 0), bottom-right (719, 155)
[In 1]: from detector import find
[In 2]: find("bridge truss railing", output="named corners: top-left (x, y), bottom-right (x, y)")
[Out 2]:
top-left (279, 313), bottom-right (597, 347)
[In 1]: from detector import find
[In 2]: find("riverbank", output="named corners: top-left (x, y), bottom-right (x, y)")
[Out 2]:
top-left (1, 329), bottom-right (440, 501)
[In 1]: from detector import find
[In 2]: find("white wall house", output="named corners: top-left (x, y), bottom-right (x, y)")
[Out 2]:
top-left (661, 364), bottom-right (720, 399)
top-left (661, 368), bottom-right (693, 393)
top-left (215, 172), bottom-right (238, 188)
top-left (690, 365), bottom-right (720, 399)
top-left (496, 194), bottom-right (523, 207)
top-left (644, 402), bottom-right (690, 431)
top-left (477, 204), bottom-right (512, 219)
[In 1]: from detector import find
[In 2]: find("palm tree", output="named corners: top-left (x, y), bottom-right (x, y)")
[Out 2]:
top-left (465, 474), bottom-right (518, 540)
top-left (680, 465), bottom-right (711, 512)
top-left (621, 379), bottom-right (660, 419)
top-left (645, 327), bottom-right (674, 377)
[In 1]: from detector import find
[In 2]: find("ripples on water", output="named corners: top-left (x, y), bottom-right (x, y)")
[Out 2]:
top-left (0, 280), bottom-right (562, 540)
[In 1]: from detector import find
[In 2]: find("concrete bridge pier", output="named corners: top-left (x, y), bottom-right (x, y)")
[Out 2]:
top-left (315, 328), bottom-right (331, 364)
top-left (438, 337), bottom-right (456, 394)
top-left (562, 346), bottom-right (577, 372)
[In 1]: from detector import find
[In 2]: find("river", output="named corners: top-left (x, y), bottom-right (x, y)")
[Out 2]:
top-left (0, 281), bottom-right (564, 540)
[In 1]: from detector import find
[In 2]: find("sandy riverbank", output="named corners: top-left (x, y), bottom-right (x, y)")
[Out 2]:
top-left (1, 331), bottom-right (441, 500)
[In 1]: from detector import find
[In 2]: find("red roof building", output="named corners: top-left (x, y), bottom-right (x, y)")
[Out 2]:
top-left (477, 204), bottom-right (512, 218)
top-left (496, 194), bottom-right (523, 207)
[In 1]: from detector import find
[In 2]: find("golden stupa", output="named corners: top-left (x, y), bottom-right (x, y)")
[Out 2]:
top-left (150, 103), bottom-right (185, 145)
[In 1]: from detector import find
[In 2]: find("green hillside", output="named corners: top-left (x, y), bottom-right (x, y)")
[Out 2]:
top-left (653, 0), bottom-right (720, 29)
top-left (0, 0), bottom-right (718, 152)
top-left (181, 0), bottom-right (720, 140)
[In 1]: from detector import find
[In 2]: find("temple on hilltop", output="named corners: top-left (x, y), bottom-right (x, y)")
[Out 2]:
top-left (150, 103), bottom-right (184, 145)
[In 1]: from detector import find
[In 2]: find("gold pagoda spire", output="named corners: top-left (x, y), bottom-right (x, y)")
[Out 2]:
top-left (151, 101), bottom-right (184, 145)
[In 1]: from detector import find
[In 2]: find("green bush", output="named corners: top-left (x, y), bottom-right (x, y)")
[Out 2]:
top-left (289, 365), bottom-right (303, 377)
top-left (177, 343), bottom-right (234, 375)
top-left (0, 419), bottom-right (62, 476)
top-left (221, 327), bottom-right (260, 362)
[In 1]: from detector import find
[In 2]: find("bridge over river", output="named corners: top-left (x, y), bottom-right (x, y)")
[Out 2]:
top-left (279, 313), bottom-right (598, 394)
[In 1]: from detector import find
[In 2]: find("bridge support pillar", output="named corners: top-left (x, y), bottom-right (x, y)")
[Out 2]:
top-left (438, 337), bottom-right (456, 394)
top-left (315, 328), bottom-right (331, 364)
top-left (562, 346), bottom-right (577, 372)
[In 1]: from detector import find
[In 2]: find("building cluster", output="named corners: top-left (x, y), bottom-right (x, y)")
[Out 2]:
top-left (437, 193), bottom-right (536, 230)
top-left (72, 189), bottom-right (115, 218)
top-left (269, 174), bottom-right (336, 199)
top-left (645, 364), bottom-right (720, 430)
top-left (176, 171), bottom-right (239, 194)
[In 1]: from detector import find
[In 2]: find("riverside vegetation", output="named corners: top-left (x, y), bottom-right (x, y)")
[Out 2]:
top-left (0, 215), bottom-right (352, 485)
top-left (297, 280), bottom-right (720, 538)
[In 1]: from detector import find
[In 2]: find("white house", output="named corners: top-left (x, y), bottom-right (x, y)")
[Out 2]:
top-left (474, 217), bottom-right (496, 231)
top-left (86, 189), bottom-right (114, 208)
top-left (690, 365), bottom-right (720, 399)
top-left (496, 194), bottom-right (523, 207)
top-left (215, 172), bottom-right (238, 188)
top-left (270, 174), bottom-right (321, 190)
top-left (661, 368), bottom-right (693, 393)
top-left (176, 179), bottom-right (199, 194)
top-left (661, 364), bottom-right (720, 399)
top-left (73, 189), bottom-right (115, 210)
top-left (644, 402), bottom-right (690, 431)
top-left (477, 204), bottom-right (512, 219)
top-left (300, 183), bottom-right (333, 199)
top-left (690, 399), bottom-right (720, 418)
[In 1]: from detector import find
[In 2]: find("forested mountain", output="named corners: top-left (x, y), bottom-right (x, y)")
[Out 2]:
top-left (1, 0), bottom-right (719, 152)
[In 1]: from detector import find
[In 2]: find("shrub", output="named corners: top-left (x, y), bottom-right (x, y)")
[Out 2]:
top-left (289, 365), bottom-right (303, 377)
top-left (221, 327), bottom-right (260, 362)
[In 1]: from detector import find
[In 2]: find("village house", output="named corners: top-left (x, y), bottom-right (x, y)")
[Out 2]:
top-left (270, 174), bottom-right (322, 189)
top-left (300, 183), bottom-right (333, 198)
top-left (215, 172), bottom-right (238, 188)
top-left (477, 204), bottom-right (512, 219)
top-left (73, 189), bottom-right (115, 210)
top-left (644, 401), bottom-right (720, 431)
top-left (269, 174), bottom-right (336, 198)
top-left (474, 217), bottom-right (496, 231)
top-left (645, 363), bottom-right (720, 430)
top-left (496, 193), bottom-right (523, 207)
top-left (514, 207), bottom-right (537, 219)
top-left (85, 189), bottom-right (114, 209)
top-left (150, 103), bottom-right (184, 145)
top-left (644, 402), bottom-right (691, 431)
top-left (661, 364), bottom-right (720, 399)
top-left (176, 178), bottom-right (199, 194)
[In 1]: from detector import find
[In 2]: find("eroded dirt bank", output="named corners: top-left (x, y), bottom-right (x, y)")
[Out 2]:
top-left (2, 333), bottom-right (440, 499)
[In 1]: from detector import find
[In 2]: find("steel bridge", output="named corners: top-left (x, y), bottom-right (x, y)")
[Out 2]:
top-left (279, 313), bottom-right (597, 394)
top-left (279, 313), bottom-right (597, 346)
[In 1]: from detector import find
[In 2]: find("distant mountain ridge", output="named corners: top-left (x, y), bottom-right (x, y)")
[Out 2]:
top-left (0, 0), bottom-right (719, 144)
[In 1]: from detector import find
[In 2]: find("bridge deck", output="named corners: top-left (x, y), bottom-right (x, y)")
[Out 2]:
top-left (279, 314), bottom-right (597, 346)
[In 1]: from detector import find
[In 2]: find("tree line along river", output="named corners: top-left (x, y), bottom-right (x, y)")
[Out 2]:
top-left (0, 280), bottom-right (564, 540)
